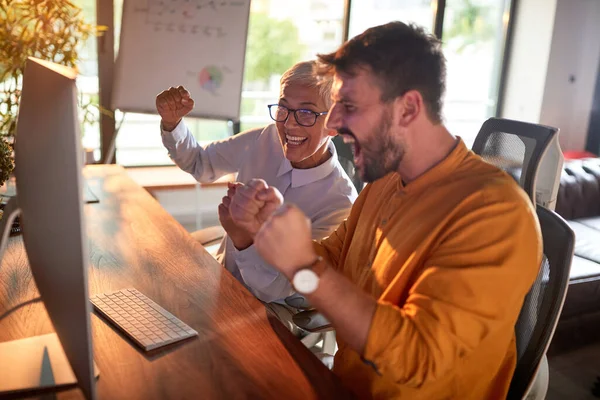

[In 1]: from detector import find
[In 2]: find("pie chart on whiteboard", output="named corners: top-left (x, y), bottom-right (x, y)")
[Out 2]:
top-left (199, 66), bottom-right (223, 95)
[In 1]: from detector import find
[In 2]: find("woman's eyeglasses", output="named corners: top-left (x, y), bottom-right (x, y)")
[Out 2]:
top-left (267, 104), bottom-right (327, 127)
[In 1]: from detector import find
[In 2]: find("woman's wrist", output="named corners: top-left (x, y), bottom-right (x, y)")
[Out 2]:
top-left (161, 118), bottom-right (181, 132)
top-left (230, 233), bottom-right (253, 251)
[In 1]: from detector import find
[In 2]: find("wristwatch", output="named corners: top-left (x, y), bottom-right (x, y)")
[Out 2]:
top-left (292, 256), bottom-right (328, 295)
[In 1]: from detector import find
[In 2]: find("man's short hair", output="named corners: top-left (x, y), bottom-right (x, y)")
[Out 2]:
top-left (317, 22), bottom-right (446, 123)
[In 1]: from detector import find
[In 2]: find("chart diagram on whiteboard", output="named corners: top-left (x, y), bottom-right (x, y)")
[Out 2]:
top-left (197, 65), bottom-right (229, 95)
top-left (142, 0), bottom-right (245, 35)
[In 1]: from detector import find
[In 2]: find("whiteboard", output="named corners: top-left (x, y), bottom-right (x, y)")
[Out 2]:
top-left (112, 0), bottom-right (251, 121)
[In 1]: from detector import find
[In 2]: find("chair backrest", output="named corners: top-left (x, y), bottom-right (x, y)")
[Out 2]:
top-left (506, 206), bottom-right (574, 399)
top-left (472, 118), bottom-right (559, 204)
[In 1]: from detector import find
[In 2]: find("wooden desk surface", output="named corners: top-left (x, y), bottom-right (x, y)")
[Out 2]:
top-left (0, 165), bottom-right (351, 399)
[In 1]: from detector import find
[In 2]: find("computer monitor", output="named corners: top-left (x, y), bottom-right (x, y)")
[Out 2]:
top-left (0, 57), bottom-right (97, 399)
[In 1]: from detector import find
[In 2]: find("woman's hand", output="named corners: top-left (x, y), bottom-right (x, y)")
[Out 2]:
top-left (229, 179), bottom-right (283, 236)
top-left (218, 182), bottom-right (253, 250)
top-left (156, 86), bottom-right (195, 131)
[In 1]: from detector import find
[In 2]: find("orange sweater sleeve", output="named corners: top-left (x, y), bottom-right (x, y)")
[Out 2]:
top-left (362, 187), bottom-right (542, 387)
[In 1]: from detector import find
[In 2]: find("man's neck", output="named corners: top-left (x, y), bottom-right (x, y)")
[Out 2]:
top-left (398, 124), bottom-right (457, 183)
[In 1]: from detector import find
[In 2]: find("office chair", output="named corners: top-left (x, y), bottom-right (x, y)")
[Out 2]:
top-left (472, 118), bottom-right (561, 208)
top-left (508, 205), bottom-right (574, 400)
top-left (473, 118), bottom-right (572, 400)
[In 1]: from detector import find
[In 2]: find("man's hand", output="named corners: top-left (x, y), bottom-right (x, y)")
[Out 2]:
top-left (254, 203), bottom-right (376, 356)
top-left (229, 179), bottom-right (283, 236)
top-left (156, 86), bottom-right (195, 131)
top-left (218, 182), bottom-right (253, 250)
top-left (254, 204), bottom-right (318, 280)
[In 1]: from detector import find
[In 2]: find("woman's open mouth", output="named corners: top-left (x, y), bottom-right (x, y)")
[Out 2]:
top-left (286, 134), bottom-right (308, 147)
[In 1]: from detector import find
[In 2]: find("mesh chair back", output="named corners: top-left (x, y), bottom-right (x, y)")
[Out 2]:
top-left (507, 206), bottom-right (574, 399)
top-left (472, 118), bottom-right (558, 204)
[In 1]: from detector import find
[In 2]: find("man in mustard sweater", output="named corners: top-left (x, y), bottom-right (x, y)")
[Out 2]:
top-left (229, 22), bottom-right (542, 399)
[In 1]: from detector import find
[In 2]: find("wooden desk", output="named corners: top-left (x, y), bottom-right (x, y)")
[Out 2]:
top-left (0, 165), bottom-right (351, 399)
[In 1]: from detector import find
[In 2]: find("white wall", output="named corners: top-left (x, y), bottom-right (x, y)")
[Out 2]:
top-left (502, 0), bottom-right (600, 151)
top-left (501, 0), bottom-right (558, 123)
top-left (539, 0), bottom-right (600, 151)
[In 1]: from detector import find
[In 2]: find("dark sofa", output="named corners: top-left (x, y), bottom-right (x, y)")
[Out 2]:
top-left (551, 157), bottom-right (600, 348)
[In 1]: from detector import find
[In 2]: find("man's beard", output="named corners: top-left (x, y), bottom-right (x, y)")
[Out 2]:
top-left (343, 112), bottom-right (405, 183)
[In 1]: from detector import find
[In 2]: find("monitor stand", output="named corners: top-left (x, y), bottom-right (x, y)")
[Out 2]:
top-left (0, 197), bottom-right (100, 397)
top-left (0, 333), bottom-right (100, 396)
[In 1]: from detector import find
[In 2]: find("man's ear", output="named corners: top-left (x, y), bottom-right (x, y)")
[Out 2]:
top-left (327, 127), bottom-right (338, 137)
top-left (395, 90), bottom-right (423, 127)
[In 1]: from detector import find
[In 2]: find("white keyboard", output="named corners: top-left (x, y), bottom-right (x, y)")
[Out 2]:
top-left (90, 288), bottom-right (198, 351)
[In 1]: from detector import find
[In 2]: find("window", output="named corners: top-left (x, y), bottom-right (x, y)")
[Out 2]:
top-left (74, 0), bottom-right (101, 162)
top-left (348, 0), bottom-right (434, 38)
top-left (238, 0), bottom-right (345, 133)
top-left (347, 0), bottom-right (511, 147)
top-left (442, 0), bottom-right (512, 146)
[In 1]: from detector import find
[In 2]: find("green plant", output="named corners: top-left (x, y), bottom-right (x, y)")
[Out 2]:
top-left (445, 0), bottom-right (495, 53)
top-left (0, 137), bottom-right (12, 186)
top-left (0, 0), bottom-right (105, 185)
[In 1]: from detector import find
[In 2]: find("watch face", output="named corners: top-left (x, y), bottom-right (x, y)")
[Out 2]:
top-left (293, 269), bottom-right (319, 294)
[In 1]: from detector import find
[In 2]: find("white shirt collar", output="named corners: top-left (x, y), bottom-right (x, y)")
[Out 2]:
top-left (276, 139), bottom-right (338, 188)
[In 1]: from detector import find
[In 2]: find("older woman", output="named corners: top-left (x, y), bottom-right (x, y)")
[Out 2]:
top-left (156, 61), bottom-right (357, 307)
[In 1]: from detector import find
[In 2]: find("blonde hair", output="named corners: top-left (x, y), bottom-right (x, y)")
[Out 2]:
top-left (279, 60), bottom-right (333, 109)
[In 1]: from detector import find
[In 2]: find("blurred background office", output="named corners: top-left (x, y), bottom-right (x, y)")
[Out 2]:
top-left (5, 2), bottom-right (599, 396)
